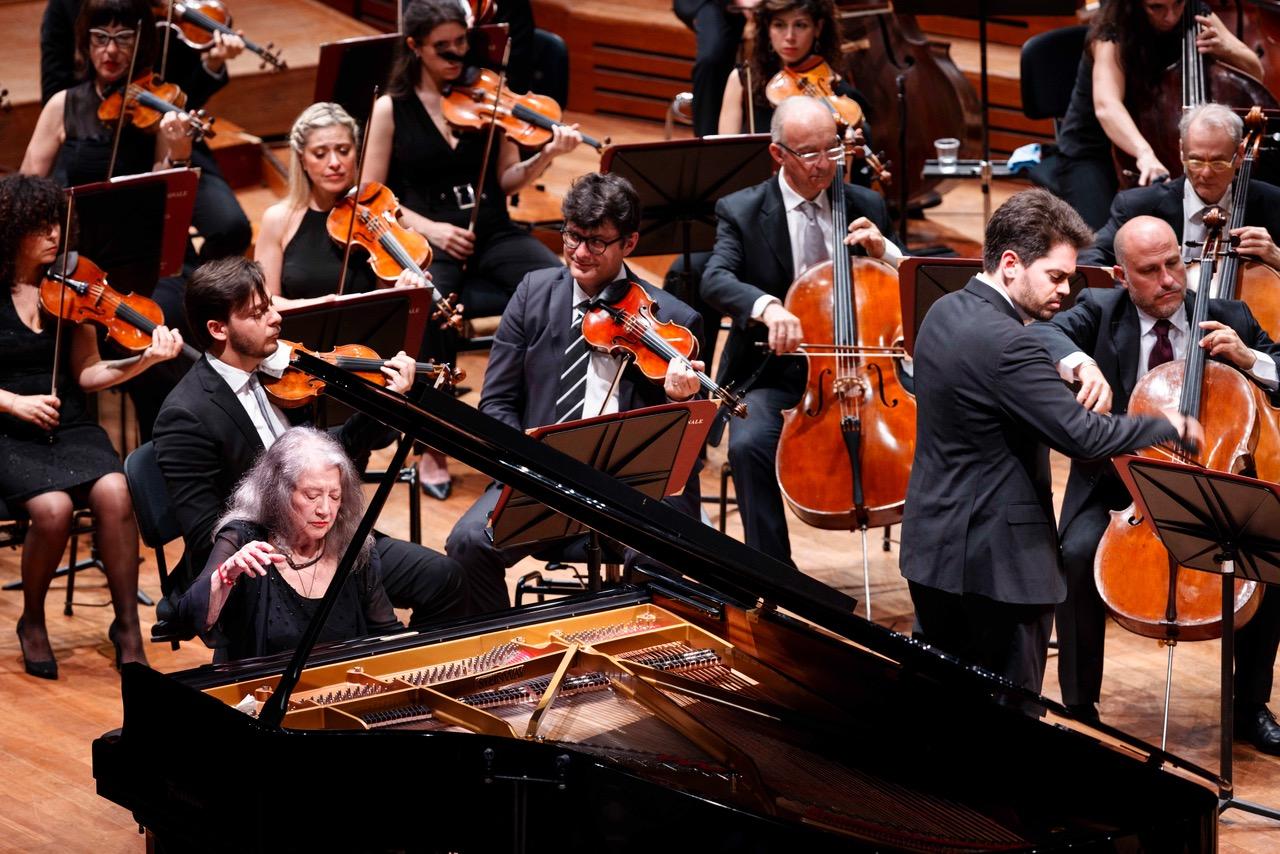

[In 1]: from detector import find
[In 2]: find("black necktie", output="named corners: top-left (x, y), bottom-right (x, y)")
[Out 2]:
top-left (1148, 318), bottom-right (1174, 372)
top-left (554, 301), bottom-right (592, 424)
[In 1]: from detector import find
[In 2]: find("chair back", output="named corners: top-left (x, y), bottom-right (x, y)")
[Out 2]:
top-left (123, 441), bottom-right (181, 549)
top-left (531, 28), bottom-right (569, 107)
top-left (1020, 25), bottom-right (1089, 122)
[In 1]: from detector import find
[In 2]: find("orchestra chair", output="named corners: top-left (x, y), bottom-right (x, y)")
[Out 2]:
top-left (122, 441), bottom-right (186, 648)
top-left (362, 464), bottom-right (422, 545)
top-left (530, 29), bottom-right (569, 107)
top-left (1019, 24), bottom-right (1089, 196)
top-left (514, 535), bottom-right (626, 607)
top-left (665, 92), bottom-right (694, 139)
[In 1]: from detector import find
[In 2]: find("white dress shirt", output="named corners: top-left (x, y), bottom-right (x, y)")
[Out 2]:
top-left (573, 273), bottom-right (628, 419)
top-left (205, 352), bottom-right (291, 449)
top-left (1181, 179), bottom-right (1232, 283)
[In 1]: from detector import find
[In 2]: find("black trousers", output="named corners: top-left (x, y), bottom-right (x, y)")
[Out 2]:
top-left (1053, 152), bottom-right (1118, 232)
top-left (190, 145), bottom-right (252, 263)
top-left (674, 1), bottom-right (744, 137)
top-left (373, 533), bottom-right (467, 630)
top-left (426, 224), bottom-right (559, 314)
top-left (726, 384), bottom-right (803, 567)
top-left (910, 580), bottom-right (1055, 694)
top-left (1057, 492), bottom-right (1280, 708)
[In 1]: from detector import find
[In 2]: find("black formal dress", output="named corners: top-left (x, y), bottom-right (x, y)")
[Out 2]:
top-left (0, 288), bottom-right (120, 504)
top-left (1031, 288), bottom-right (1280, 709)
top-left (280, 208), bottom-right (379, 300)
top-left (154, 357), bottom-right (466, 629)
top-left (173, 520), bottom-right (402, 662)
top-left (1077, 176), bottom-right (1280, 268)
top-left (901, 278), bottom-right (1177, 692)
top-left (54, 81), bottom-right (155, 187)
top-left (699, 175), bottom-right (899, 566)
top-left (445, 267), bottom-right (704, 614)
top-left (384, 93), bottom-right (559, 321)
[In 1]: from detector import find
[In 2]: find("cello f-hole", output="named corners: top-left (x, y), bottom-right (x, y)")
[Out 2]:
top-left (805, 368), bottom-right (830, 417)
top-left (866, 363), bottom-right (897, 408)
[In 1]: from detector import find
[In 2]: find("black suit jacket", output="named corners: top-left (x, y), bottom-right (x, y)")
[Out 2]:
top-left (1079, 176), bottom-right (1280, 267)
top-left (900, 279), bottom-right (1177, 605)
top-left (700, 176), bottom-right (900, 389)
top-left (480, 265), bottom-right (704, 507)
top-left (153, 357), bottom-right (392, 592)
top-left (1031, 287), bottom-right (1280, 531)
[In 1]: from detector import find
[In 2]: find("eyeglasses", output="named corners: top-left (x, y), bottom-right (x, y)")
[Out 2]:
top-left (1183, 156), bottom-right (1236, 173)
top-left (88, 28), bottom-right (137, 49)
top-left (777, 142), bottom-right (845, 165)
top-left (561, 229), bottom-right (626, 255)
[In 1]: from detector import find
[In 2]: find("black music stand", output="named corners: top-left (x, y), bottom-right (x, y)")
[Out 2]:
top-left (491, 400), bottom-right (717, 593)
top-left (601, 135), bottom-right (773, 306)
top-left (898, 257), bottom-right (1116, 356)
top-left (1113, 455), bottom-right (1280, 822)
top-left (71, 168), bottom-right (197, 296)
top-left (279, 287), bottom-right (433, 429)
top-left (314, 34), bottom-right (398, 127)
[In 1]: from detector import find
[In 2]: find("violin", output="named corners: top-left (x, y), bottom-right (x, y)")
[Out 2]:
top-left (326, 181), bottom-right (463, 331)
top-left (468, 0), bottom-right (498, 26)
top-left (765, 59), bottom-right (890, 188)
top-left (40, 254), bottom-right (200, 360)
top-left (153, 0), bottom-right (286, 70)
top-left (97, 72), bottom-right (216, 140)
top-left (442, 67), bottom-right (606, 152)
top-left (581, 282), bottom-right (747, 418)
top-left (264, 340), bottom-right (465, 408)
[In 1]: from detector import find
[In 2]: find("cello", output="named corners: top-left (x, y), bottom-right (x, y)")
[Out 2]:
top-left (775, 144), bottom-right (915, 616)
top-left (1094, 211), bottom-right (1275, 665)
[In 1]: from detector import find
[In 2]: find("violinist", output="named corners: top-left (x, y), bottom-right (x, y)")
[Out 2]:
top-left (256, 102), bottom-right (427, 309)
top-left (716, 0), bottom-right (865, 138)
top-left (700, 96), bottom-right (899, 567)
top-left (900, 191), bottom-right (1199, 694)
top-left (1053, 0), bottom-right (1261, 229)
top-left (1080, 104), bottom-right (1280, 269)
top-left (445, 173), bottom-right (704, 614)
top-left (364, 0), bottom-right (575, 319)
top-left (0, 174), bottom-right (184, 679)
top-left (1031, 215), bottom-right (1280, 744)
top-left (39, 0), bottom-right (253, 263)
top-left (152, 256), bottom-right (466, 631)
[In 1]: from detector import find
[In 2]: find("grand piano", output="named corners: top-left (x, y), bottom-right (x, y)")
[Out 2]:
top-left (93, 354), bottom-right (1221, 852)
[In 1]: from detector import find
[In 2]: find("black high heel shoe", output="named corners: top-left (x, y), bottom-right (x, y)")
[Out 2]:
top-left (16, 617), bottom-right (57, 680)
top-left (420, 477), bottom-right (452, 501)
top-left (108, 619), bottom-right (124, 671)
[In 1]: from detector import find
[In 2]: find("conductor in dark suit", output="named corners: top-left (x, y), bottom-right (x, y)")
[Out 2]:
top-left (153, 257), bottom-right (465, 630)
top-left (1079, 103), bottom-right (1280, 269)
top-left (900, 190), bottom-right (1198, 694)
top-left (700, 95), bottom-right (901, 566)
top-left (1032, 215), bottom-right (1280, 748)
top-left (445, 173), bottom-right (706, 614)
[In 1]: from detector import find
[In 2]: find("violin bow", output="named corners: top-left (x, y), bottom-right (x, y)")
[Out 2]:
top-left (336, 86), bottom-right (379, 296)
top-left (466, 37), bottom-right (512, 239)
top-left (48, 189), bottom-right (76, 406)
top-left (105, 18), bottom-right (145, 181)
top-left (159, 0), bottom-right (176, 85)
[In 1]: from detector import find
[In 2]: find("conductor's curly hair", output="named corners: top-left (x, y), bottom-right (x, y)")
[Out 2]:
top-left (0, 174), bottom-right (66, 288)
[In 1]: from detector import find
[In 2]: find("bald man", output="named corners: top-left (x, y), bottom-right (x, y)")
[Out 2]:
top-left (700, 96), bottom-right (901, 566)
top-left (1032, 216), bottom-right (1280, 750)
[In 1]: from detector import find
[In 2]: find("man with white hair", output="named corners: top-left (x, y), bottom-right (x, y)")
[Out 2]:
top-left (1079, 102), bottom-right (1280, 269)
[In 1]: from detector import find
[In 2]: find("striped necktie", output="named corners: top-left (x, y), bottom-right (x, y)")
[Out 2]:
top-left (554, 300), bottom-right (592, 423)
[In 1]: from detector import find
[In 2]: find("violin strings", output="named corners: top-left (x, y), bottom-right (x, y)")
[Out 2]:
top-left (618, 314), bottom-right (720, 397)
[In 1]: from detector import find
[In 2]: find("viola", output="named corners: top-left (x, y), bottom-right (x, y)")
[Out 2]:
top-left (765, 57), bottom-right (863, 129)
top-left (40, 254), bottom-right (200, 360)
top-left (264, 340), bottom-right (464, 408)
top-left (442, 67), bottom-right (606, 152)
top-left (581, 282), bottom-right (747, 418)
top-left (97, 72), bottom-right (216, 140)
top-left (1093, 209), bottom-right (1274, 642)
top-left (468, 0), bottom-right (498, 26)
top-left (326, 182), bottom-right (463, 331)
top-left (152, 0), bottom-right (286, 71)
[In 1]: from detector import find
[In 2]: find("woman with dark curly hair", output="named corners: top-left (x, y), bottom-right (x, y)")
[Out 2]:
top-left (716, 0), bottom-right (864, 136)
top-left (1054, 0), bottom-right (1261, 228)
top-left (0, 173), bottom-right (184, 679)
top-left (173, 427), bottom-right (403, 662)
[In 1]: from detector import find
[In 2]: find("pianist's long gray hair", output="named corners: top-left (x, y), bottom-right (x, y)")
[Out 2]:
top-left (215, 427), bottom-right (374, 570)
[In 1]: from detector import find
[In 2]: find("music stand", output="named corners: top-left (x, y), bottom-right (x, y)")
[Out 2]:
top-left (898, 257), bottom-right (1115, 356)
top-left (491, 400), bottom-right (717, 592)
top-left (601, 135), bottom-right (773, 305)
top-left (314, 34), bottom-right (398, 127)
top-left (279, 287), bottom-right (433, 428)
top-left (71, 168), bottom-right (197, 296)
top-left (1112, 455), bottom-right (1280, 821)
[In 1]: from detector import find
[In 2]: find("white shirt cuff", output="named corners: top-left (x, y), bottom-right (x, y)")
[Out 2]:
top-left (1248, 350), bottom-right (1278, 390)
top-left (1057, 351), bottom-right (1094, 383)
top-left (751, 294), bottom-right (780, 321)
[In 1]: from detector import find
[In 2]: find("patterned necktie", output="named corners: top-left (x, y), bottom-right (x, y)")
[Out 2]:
top-left (798, 200), bottom-right (829, 273)
top-left (1148, 318), bottom-right (1175, 372)
top-left (249, 375), bottom-right (284, 441)
top-left (554, 301), bottom-right (592, 424)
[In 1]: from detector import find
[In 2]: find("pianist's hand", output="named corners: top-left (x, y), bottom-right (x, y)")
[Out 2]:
top-left (218, 540), bottom-right (285, 583)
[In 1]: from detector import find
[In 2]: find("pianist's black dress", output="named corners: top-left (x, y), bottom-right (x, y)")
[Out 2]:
top-left (174, 520), bottom-right (402, 662)
top-left (0, 288), bottom-right (122, 504)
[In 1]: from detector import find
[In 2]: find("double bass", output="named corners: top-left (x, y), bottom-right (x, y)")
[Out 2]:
top-left (775, 145), bottom-right (915, 615)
